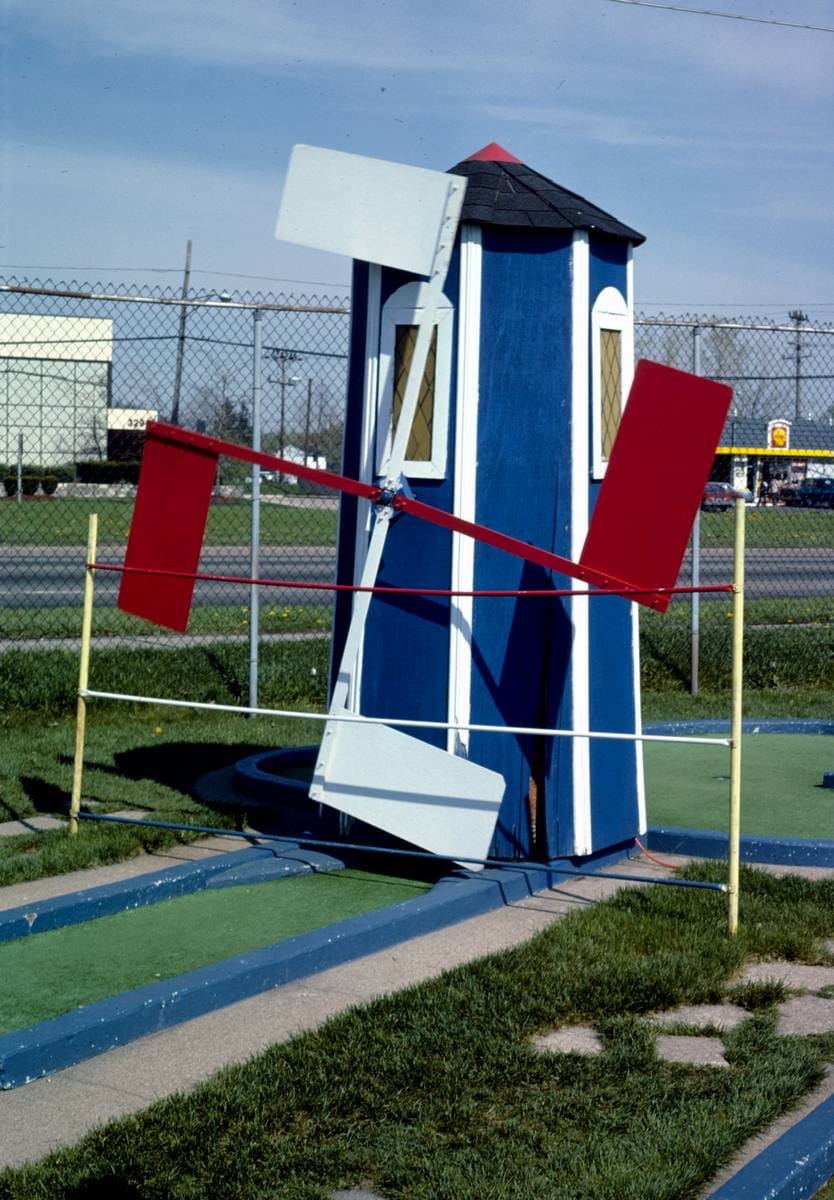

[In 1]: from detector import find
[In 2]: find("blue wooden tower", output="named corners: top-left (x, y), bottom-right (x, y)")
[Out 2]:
top-left (331, 142), bottom-right (647, 863)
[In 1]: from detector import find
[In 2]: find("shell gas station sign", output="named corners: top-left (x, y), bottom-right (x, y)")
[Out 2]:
top-left (767, 419), bottom-right (791, 451)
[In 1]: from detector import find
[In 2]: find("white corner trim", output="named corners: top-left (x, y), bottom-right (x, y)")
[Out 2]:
top-left (591, 285), bottom-right (634, 480)
top-left (626, 245), bottom-right (645, 832)
top-left (632, 601), bottom-right (647, 833)
top-left (626, 243), bottom-right (634, 309)
top-left (570, 231), bottom-right (592, 856)
top-left (447, 224), bottom-right (482, 755)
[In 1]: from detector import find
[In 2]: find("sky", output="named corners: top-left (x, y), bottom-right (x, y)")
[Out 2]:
top-left (1, 0), bottom-right (833, 314)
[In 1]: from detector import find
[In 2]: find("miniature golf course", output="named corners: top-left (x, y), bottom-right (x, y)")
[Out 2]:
top-left (0, 869), bottom-right (429, 1037)
top-left (644, 732), bottom-right (834, 839)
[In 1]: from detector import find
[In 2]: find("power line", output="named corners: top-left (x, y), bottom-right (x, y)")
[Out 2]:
top-left (637, 300), bottom-right (834, 310)
top-left (0, 264), bottom-right (351, 289)
top-left (601, 0), bottom-right (834, 34)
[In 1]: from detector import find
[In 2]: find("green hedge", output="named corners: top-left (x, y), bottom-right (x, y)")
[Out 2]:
top-left (75, 460), bottom-right (141, 484)
top-left (640, 622), bottom-right (834, 692)
top-left (0, 639), bottom-right (329, 720)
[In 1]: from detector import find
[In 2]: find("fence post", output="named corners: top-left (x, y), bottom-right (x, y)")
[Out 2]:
top-left (691, 323), bottom-right (702, 695)
top-left (248, 308), bottom-right (263, 714)
top-left (16, 432), bottom-right (23, 504)
top-left (70, 513), bottom-right (98, 835)
top-left (728, 497), bottom-right (746, 935)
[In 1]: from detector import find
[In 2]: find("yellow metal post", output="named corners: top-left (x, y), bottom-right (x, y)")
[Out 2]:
top-left (728, 498), bottom-right (746, 935)
top-left (69, 514), bottom-right (98, 835)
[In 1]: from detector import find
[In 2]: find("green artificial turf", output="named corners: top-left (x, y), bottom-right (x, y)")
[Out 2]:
top-left (1, 864), bottom-right (832, 1200)
top-left (644, 733), bottom-right (834, 838)
top-left (0, 870), bottom-right (429, 1036)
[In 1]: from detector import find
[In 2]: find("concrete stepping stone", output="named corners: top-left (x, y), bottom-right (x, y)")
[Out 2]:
top-left (532, 1025), bottom-right (603, 1057)
top-left (332, 1191), bottom-right (387, 1200)
top-left (0, 815), bottom-right (68, 837)
top-left (655, 1035), bottom-right (729, 1068)
top-left (776, 995), bottom-right (834, 1037)
top-left (0, 810), bottom-right (150, 839)
top-left (739, 961), bottom-right (834, 993)
top-left (647, 1003), bottom-right (748, 1032)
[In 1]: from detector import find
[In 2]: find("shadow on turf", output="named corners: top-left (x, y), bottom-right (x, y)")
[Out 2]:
top-left (18, 776), bottom-right (70, 815)
top-left (56, 741), bottom-right (275, 806)
top-left (64, 1180), bottom-right (143, 1199)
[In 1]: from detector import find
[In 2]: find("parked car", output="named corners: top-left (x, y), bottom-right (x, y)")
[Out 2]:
top-left (792, 477), bottom-right (834, 508)
top-left (701, 482), bottom-right (740, 512)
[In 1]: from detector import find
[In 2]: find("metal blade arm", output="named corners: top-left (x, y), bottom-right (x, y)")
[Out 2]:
top-left (396, 494), bottom-right (653, 601)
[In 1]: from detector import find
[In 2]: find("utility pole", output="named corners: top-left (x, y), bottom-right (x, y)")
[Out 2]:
top-left (303, 378), bottom-right (313, 466)
top-left (267, 349), bottom-right (301, 462)
top-left (788, 309), bottom-right (808, 423)
top-left (170, 239), bottom-right (193, 425)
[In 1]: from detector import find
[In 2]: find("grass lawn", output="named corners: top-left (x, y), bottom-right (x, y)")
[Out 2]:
top-left (0, 864), bottom-right (832, 1199)
top-left (0, 870), bottom-right (431, 1036)
top-left (0, 710), bottom-right (323, 887)
top-left (699, 506), bottom-right (834, 549)
top-left (0, 496), bottom-right (338, 546)
top-left (648, 595), bottom-right (834, 627)
top-left (6, 596), bottom-right (831, 644)
top-left (2, 602), bottom-right (331, 640)
top-left (2, 498), bottom-right (832, 551)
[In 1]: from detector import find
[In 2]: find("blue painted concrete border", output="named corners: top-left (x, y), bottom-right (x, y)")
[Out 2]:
top-left (0, 846), bottom-right (344, 945)
top-left (647, 826), bottom-right (834, 867)
top-left (707, 1093), bottom-right (834, 1199)
top-left (0, 862), bottom-right (569, 1089)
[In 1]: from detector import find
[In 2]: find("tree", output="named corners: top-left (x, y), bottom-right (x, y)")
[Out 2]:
top-left (207, 397), bottom-right (253, 446)
top-left (188, 371), bottom-right (253, 447)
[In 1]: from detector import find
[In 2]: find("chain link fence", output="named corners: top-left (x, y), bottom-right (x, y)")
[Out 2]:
top-left (1, 281), bottom-right (832, 703)
top-left (0, 278), bottom-right (349, 716)
top-left (635, 314), bottom-right (834, 695)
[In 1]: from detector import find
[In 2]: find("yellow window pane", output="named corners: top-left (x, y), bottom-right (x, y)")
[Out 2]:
top-left (600, 328), bottom-right (622, 460)
top-left (392, 324), bottom-right (436, 462)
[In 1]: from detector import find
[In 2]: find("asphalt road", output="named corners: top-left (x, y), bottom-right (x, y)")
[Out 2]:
top-left (679, 546), bottom-right (832, 601)
top-left (1, 544), bottom-right (832, 611)
top-left (0, 546), bottom-right (338, 611)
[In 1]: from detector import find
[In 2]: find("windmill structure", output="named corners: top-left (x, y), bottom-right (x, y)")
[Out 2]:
top-left (117, 143), bottom-right (732, 871)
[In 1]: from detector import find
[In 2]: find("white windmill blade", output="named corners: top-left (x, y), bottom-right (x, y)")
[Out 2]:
top-left (276, 145), bottom-right (466, 277)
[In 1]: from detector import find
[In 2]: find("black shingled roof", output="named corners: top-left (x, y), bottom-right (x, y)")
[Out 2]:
top-left (448, 156), bottom-right (645, 245)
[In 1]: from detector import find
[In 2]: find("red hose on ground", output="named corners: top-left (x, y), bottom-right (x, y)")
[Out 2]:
top-left (634, 837), bottom-right (683, 870)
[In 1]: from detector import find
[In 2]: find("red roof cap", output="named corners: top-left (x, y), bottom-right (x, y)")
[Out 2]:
top-left (464, 142), bottom-right (524, 164)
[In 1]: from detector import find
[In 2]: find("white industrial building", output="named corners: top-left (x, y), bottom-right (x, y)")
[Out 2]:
top-left (0, 313), bottom-right (113, 466)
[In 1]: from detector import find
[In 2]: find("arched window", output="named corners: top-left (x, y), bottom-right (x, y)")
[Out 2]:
top-left (591, 286), bottom-right (633, 479)
top-left (376, 281), bottom-right (453, 480)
